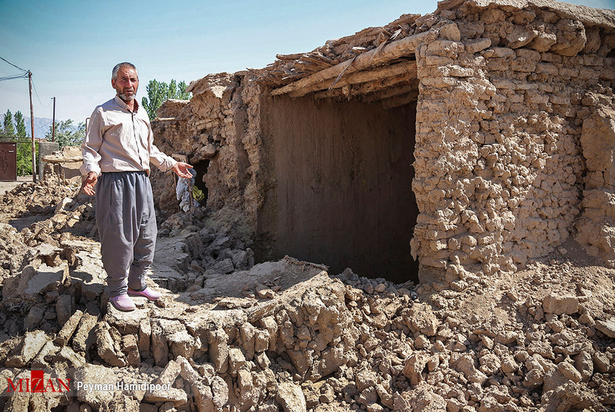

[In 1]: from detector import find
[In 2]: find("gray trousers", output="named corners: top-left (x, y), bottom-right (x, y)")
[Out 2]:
top-left (96, 171), bottom-right (157, 297)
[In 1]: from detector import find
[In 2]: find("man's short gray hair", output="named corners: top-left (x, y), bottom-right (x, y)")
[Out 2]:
top-left (112, 62), bottom-right (138, 80)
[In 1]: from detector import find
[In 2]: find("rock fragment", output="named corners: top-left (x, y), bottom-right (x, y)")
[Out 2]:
top-left (542, 295), bottom-right (579, 315)
top-left (276, 381), bottom-right (307, 412)
top-left (54, 309), bottom-right (83, 346)
top-left (5, 330), bottom-right (48, 367)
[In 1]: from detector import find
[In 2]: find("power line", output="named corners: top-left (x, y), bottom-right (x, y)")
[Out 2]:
top-left (0, 73), bottom-right (28, 81)
top-left (0, 56), bottom-right (53, 143)
top-left (31, 78), bottom-right (51, 108)
top-left (0, 56), bottom-right (27, 73)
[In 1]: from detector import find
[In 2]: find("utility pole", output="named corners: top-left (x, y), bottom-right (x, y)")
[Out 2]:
top-left (52, 97), bottom-right (56, 142)
top-left (28, 71), bottom-right (36, 183)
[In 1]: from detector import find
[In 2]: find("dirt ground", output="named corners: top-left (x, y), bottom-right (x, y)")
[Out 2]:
top-left (0, 176), bottom-right (613, 412)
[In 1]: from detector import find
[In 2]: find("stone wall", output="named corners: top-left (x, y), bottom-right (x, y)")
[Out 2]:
top-left (410, 0), bottom-right (615, 282)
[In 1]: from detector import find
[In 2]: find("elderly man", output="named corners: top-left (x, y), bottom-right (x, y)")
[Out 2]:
top-left (81, 62), bottom-right (193, 311)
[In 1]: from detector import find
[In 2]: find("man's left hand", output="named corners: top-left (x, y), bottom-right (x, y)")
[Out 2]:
top-left (172, 162), bottom-right (194, 179)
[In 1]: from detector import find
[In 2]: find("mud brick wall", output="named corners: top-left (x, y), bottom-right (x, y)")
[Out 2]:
top-left (411, 1), bottom-right (615, 283)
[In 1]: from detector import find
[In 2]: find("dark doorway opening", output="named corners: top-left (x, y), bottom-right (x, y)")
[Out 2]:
top-left (192, 160), bottom-right (210, 207)
top-left (261, 95), bottom-right (419, 284)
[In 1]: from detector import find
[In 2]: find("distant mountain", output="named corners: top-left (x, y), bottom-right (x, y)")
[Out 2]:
top-left (25, 117), bottom-right (54, 139)
top-left (0, 117), bottom-right (78, 139)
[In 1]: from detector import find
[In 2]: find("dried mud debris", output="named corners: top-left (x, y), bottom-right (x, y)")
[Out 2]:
top-left (0, 176), bottom-right (614, 412)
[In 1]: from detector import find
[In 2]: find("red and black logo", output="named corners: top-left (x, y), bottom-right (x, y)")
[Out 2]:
top-left (5, 370), bottom-right (71, 393)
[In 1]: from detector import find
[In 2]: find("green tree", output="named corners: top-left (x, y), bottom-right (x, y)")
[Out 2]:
top-left (14, 111), bottom-right (27, 137)
top-left (2, 110), bottom-right (15, 136)
top-left (45, 119), bottom-right (85, 149)
top-left (16, 141), bottom-right (37, 176)
top-left (141, 79), bottom-right (191, 120)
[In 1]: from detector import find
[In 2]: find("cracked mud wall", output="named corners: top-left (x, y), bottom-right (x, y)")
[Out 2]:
top-left (576, 103), bottom-right (615, 267)
top-left (151, 73), bottom-right (265, 239)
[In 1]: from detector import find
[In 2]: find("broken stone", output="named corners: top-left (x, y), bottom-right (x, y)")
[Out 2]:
top-left (557, 361), bottom-right (583, 383)
top-left (54, 309), bottom-right (83, 346)
top-left (144, 359), bottom-right (188, 406)
top-left (356, 368), bottom-right (379, 392)
top-left (121, 334), bottom-right (141, 367)
top-left (56, 293), bottom-right (75, 326)
top-left (71, 250), bottom-right (106, 300)
top-left (168, 328), bottom-right (199, 359)
top-left (212, 375), bottom-right (230, 409)
top-left (455, 354), bottom-right (488, 385)
top-left (150, 318), bottom-right (184, 367)
top-left (53, 345), bottom-right (86, 368)
top-left (574, 351), bottom-right (594, 382)
top-left (30, 339), bottom-right (59, 369)
top-left (72, 313), bottom-right (98, 353)
top-left (595, 317), bottom-right (615, 338)
top-left (208, 328), bottom-right (230, 374)
top-left (105, 303), bottom-right (149, 335)
top-left (403, 303), bottom-right (438, 336)
top-left (24, 305), bottom-right (45, 330)
top-left (592, 352), bottom-right (610, 373)
top-left (138, 318), bottom-right (152, 357)
top-left (276, 381), bottom-right (307, 412)
top-left (5, 330), bottom-right (48, 367)
top-left (543, 367), bottom-right (569, 393)
top-left (228, 347), bottom-right (247, 377)
top-left (95, 322), bottom-right (126, 367)
top-left (3, 262), bottom-right (68, 301)
top-left (542, 295), bottom-right (579, 315)
top-left (402, 352), bottom-right (430, 385)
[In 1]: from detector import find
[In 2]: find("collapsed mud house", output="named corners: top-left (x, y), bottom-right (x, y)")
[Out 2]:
top-left (151, 0), bottom-right (615, 285)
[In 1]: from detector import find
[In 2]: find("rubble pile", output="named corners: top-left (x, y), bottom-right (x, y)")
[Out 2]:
top-left (0, 178), bottom-right (614, 412)
top-left (0, 174), bottom-right (80, 224)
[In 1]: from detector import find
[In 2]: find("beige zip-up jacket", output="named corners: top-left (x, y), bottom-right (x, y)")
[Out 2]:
top-left (80, 96), bottom-right (177, 176)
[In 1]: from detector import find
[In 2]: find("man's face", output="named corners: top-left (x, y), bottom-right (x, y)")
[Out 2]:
top-left (112, 66), bottom-right (139, 101)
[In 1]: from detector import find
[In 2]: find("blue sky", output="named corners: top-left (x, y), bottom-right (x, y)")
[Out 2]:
top-left (1, 0), bottom-right (614, 134)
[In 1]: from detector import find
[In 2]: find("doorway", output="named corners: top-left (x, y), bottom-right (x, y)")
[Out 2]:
top-left (260, 95), bottom-right (419, 284)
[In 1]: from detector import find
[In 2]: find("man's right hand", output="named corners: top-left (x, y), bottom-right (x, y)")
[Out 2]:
top-left (81, 172), bottom-right (98, 196)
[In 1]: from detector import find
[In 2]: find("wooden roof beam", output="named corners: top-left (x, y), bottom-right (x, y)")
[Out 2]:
top-left (311, 75), bottom-right (418, 101)
top-left (271, 28), bottom-right (438, 97)
top-left (286, 60), bottom-right (417, 98)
